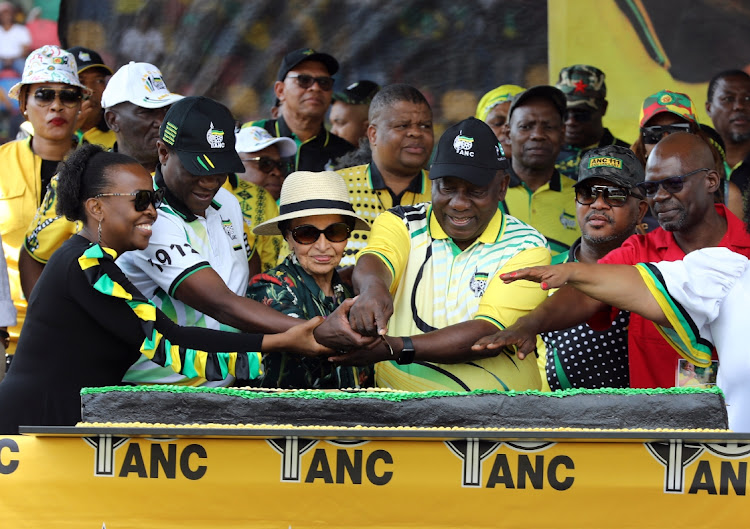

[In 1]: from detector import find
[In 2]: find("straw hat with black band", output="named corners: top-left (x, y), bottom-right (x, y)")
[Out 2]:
top-left (253, 171), bottom-right (370, 236)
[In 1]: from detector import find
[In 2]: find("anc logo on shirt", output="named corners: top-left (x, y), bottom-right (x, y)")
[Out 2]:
top-left (587, 156), bottom-right (623, 170)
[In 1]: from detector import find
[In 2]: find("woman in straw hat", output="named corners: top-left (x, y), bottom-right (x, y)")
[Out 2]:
top-left (0, 45), bottom-right (88, 359)
top-left (248, 170), bottom-right (373, 389)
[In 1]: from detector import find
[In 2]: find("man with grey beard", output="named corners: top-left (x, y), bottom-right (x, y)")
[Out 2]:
top-left (539, 145), bottom-right (648, 389)
top-left (706, 69), bottom-right (750, 194)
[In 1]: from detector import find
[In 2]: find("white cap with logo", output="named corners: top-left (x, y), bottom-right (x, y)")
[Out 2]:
top-left (101, 61), bottom-right (183, 109)
top-left (235, 126), bottom-right (297, 157)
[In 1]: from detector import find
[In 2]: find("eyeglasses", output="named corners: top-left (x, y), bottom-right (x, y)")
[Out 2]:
top-left (33, 87), bottom-right (84, 108)
top-left (286, 73), bottom-right (335, 91)
top-left (640, 123), bottom-right (692, 144)
top-left (638, 168), bottom-right (710, 197)
top-left (575, 184), bottom-right (635, 207)
top-left (95, 188), bottom-right (165, 211)
top-left (240, 156), bottom-right (291, 175)
top-left (290, 222), bottom-right (351, 245)
top-left (564, 108), bottom-right (594, 123)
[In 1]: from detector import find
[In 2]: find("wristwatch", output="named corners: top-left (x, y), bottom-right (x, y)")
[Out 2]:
top-left (396, 336), bottom-right (416, 365)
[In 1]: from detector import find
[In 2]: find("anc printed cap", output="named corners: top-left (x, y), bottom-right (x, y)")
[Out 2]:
top-left (8, 45), bottom-right (87, 100)
top-left (333, 80), bottom-right (380, 105)
top-left (278, 48), bottom-right (339, 81)
top-left (639, 89), bottom-right (698, 127)
top-left (101, 61), bottom-right (183, 109)
top-left (67, 46), bottom-right (113, 75)
top-left (160, 96), bottom-right (245, 176)
top-left (577, 145), bottom-right (645, 189)
top-left (556, 65), bottom-right (606, 110)
top-left (475, 84), bottom-right (525, 122)
top-left (429, 116), bottom-right (509, 186)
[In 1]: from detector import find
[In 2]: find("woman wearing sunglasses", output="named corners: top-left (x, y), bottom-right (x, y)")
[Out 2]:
top-left (249, 171), bottom-right (373, 389)
top-left (0, 145), bottom-right (326, 434)
top-left (0, 45), bottom-right (88, 357)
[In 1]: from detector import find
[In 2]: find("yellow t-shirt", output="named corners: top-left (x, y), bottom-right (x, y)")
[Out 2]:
top-left (336, 163), bottom-right (432, 267)
top-left (502, 169), bottom-right (580, 255)
top-left (359, 203), bottom-right (550, 392)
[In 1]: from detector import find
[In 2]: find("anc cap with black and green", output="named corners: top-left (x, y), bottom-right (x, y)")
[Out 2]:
top-left (639, 89), bottom-right (698, 127)
top-left (577, 145), bottom-right (644, 189)
top-left (333, 80), bottom-right (380, 105)
top-left (556, 64), bottom-right (606, 110)
top-left (159, 96), bottom-right (245, 176)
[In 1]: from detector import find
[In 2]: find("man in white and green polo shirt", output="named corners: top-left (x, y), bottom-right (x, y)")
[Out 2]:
top-left (326, 117), bottom-right (551, 392)
top-left (118, 96), bottom-right (366, 386)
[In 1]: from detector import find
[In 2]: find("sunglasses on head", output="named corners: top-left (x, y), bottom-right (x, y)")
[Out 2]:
top-left (241, 156), bottom-right (291, 175)
top-left (564, 108), bottom-right (594, 123)
top-left (286, 73), bottom-right (334, 91)
top-left (638, 168), bottom-right (710, 197)
top-left (290, 222), bottom-right (351, 245)
top-left (33, 87), bottom-right (84, 108)
top-left (640, 123), bottom-right (692, 144)
top-left (575, 184), bottom-right (635, 207)
top-left (95, 188), bottom-right (165, 211)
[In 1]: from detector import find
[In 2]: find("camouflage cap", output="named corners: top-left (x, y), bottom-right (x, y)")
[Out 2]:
top-left (639, 89), bottom-right (698, 127)
top-left (576, 145), bottom-right (645, 189)
top-left (556, 65), bottom-right (606, 110)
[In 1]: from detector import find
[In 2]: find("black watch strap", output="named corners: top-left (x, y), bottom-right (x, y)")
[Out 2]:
top-left (396, 336), bottom-right (416, 365)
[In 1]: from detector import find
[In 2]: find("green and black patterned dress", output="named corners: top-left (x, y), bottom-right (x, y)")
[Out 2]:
top-left (247, 254), bottom-right (373, 389)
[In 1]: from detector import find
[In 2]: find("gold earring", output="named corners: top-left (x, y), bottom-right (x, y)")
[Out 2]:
top-left (98, 219), bottom-right (102, 245)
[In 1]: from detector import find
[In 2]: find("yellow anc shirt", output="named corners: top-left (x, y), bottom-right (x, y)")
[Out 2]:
top-left (79, 127), bottom-right (116, 150)
top-left (502, 169), bottom-right (580, 255)
top-left (222, 175), bottom-right (282, 272)
top-left (25, 174), bottom-right (82, 264)
top-left (336, 164), bottom-right (431, 267)
top-left (0, 138), bottom-right (47, 353)
top-left (358, 203), bottom-right (551, 392)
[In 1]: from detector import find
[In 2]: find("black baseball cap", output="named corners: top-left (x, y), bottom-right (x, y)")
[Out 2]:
top-left (333, 80), bottom-right (380, 105)
top-left (277, 48), bottom-right (339, 81)
top-left (67, 46), bottom-right (113, 75)
top-left (159, 96), bottom-right (245, 176)
top-left (508, 85), bottom-right (566, 119)
top-left (577, 145), bottom-right (644, 189)
top-left (429, 117), bottom-right (509, 186)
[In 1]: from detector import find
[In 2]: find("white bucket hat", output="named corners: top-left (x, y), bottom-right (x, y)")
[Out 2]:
top-left (235, 126), bottom-right (297, 157)
top-left (101, 61), bottom-right (183, 109)
top-left (253, 171), bottom-right (370, 236)
top-left (9, 45), bottom-right (88, 100)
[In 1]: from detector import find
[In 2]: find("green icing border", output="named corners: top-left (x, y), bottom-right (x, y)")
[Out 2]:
top-left (81, 385), bottom-right (724, 402)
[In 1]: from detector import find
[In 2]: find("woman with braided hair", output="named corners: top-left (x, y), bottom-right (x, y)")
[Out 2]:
top-left (0, 144), bottom-right (327, 434)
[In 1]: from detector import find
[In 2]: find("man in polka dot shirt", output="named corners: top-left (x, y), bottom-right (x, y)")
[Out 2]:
top-left (336, 84), bottom-right (434, 267)
top-left (540, 146), bottom-right (648, 389)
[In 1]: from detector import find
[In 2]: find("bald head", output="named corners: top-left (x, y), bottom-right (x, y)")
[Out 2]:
top-left (646, 132), bottom-right (714, 176)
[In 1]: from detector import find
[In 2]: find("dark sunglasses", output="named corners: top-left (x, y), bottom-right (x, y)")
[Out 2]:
top-left (637, 168), bottom-right (709, 197)
top-left (564, 108), bottom-right (594, 123)
top-left (286, 73), bottom-right (334, 91)
top-left (575, 184), bottom-right (635, 207)
top-left (290, 222), bottom-right (351, 245)
top-left (640, 123), bottom-right (692, 144)
top-left (33, 87), bottom-right (84, 107)
top-left (95, 188), bottom-right (165, 211)
top-left (241, 156), bottom-right (291, 175)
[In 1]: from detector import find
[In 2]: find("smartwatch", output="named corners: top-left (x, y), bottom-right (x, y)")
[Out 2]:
top-left (396, 336), bottom-right (416, 365)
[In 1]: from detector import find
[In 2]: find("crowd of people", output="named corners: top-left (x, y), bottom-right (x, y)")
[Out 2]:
top-left (0, 40), bottom-right (749, 433)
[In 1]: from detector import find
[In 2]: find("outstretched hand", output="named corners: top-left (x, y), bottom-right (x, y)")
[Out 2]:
top-left (471, 325), bottom-right (537, 360)
top-left (282, 316), bottom-right (332, 357)
top-left (500, 263), bottom-right (576, 291)
top-left (348, 286), bottom-right (393, 337)
top-left (313, 297), bottom-right (379, 350)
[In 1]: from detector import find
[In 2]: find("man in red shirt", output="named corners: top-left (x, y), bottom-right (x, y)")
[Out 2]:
top-left (474, 131), bottom-right (750, 388)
